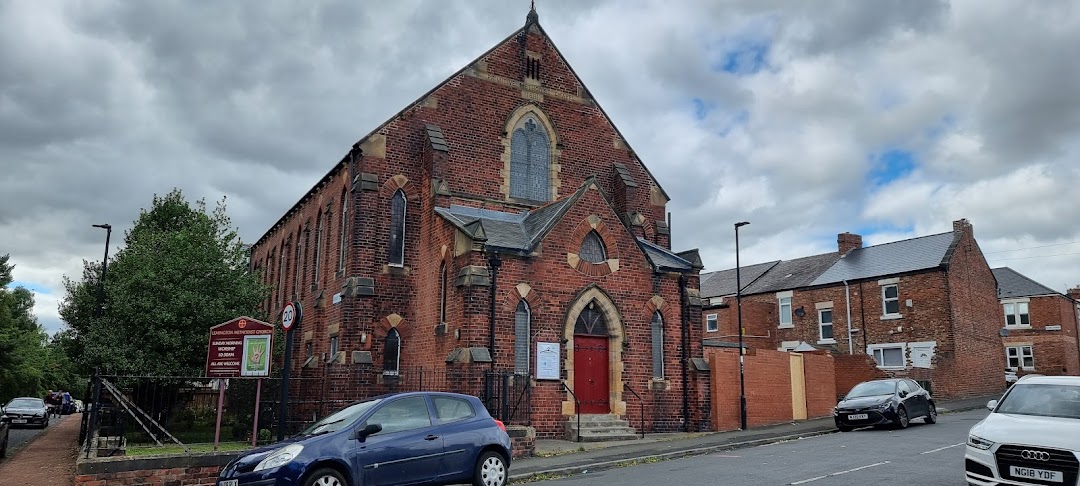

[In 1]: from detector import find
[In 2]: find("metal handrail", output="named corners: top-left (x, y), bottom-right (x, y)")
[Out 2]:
top-left (623, 382), bottom-right (645, 439)
top-left (561, 382), bottom-right (581, 443)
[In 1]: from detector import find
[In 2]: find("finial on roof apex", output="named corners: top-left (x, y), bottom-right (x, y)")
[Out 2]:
top-left (526, 0), bottom-right (539, 25)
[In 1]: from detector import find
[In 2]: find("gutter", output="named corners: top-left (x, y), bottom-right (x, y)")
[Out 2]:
top-left (844, 280), bottom-right (854, 354)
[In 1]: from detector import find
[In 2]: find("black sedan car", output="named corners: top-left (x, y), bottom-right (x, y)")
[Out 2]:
top-left (2, 397), bottom-right (50, 429)
top-left (834, 378), bottom-right (937, 431)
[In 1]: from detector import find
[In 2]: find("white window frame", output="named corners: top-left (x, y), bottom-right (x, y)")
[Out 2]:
top-left (706, 313), bottom-right (718, 333)
top-left (777, 291), bottom-right (793, 328)
top-left (1002, 299), bottom-right (1031, 329)
top-left (867, 343), bottom-right (907, 370)
top-left (1005, 345), bottom-right (1034, 371)
top-left (817, 308), bottom-right (835, 344)
top-left (880, 280), bottom-right (901, 319)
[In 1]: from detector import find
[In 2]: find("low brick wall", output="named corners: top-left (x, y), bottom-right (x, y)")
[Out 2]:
top-left (75, 452), bottom-right (238, 486)
top-left (506, 425), bottom-right (536, 458)
top-left (802, 352), bottom-right (837, 419)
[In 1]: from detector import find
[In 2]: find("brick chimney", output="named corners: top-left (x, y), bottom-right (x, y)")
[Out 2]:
top-left (838, 232), bottom-right (863, 255)
top-left (1068, 287), bottom-right (1080, 301)
top-left (953, 218), bottom-right (973, 237)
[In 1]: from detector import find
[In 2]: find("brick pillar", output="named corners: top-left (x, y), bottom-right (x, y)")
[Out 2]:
top-left (1068, 287), bottom-right (1080, 301)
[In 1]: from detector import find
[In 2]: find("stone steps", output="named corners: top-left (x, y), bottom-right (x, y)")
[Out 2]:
top-left (564, 414), bottom-right (640, 442)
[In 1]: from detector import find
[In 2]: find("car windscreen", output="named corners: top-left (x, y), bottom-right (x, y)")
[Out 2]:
top-left (6, 398), bottom-right (43, 408)
top-left (846, 381), bottom-right (896, 399)
top-left (996, 383), bottom-right (1080, 419)
top-left (301, 399), bottom-right (383, 436)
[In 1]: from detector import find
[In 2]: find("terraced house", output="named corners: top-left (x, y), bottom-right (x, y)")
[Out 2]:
top-left (248, 7), bottom-right (710, 441)
top-left (993, 267), bottom-right (1080, 380)
top-left (701, 219), bottom-right (1006, 399)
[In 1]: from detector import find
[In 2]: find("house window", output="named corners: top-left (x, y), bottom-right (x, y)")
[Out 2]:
top-left (882, 284), bottom-right (900, 316)
top-left (651, 311), bottom-right (664, 379)
top-left (388, 190), bottom-right (406, 266)
top-left (779, 297), bottom-right (792, 327)
top-left (384, 328), bottom-right (401, 375)
top-left (869, 344), bottom-right (906, 369)
top-left (509, 116), bottom-right (550, 202)
top-left (706, 314), bottom-right (718, 333)
top-left (514, 300), bottom-right (530, 375)
top-left (313, 210), bottom-right (325, 285)
top-left (338, 187), bottom-right (348, 272)
top-left (329, 335), bottom-right (339, 360)
top-left (818, 309), bottom-right (834, 343)
top-left (439, 263), bottom-right (448, 324)
top-left (1004, 302), bottom-right (1030, 328)
top-left (579, 230), bottom-right (606, 263)
top-left (1006, 345), bottom-right (1034, 370)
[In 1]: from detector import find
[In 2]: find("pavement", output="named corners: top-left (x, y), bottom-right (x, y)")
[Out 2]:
top-left (509, 395), bottom-right (995, 482)
top-left (0, 414), bottom-right (80, 486)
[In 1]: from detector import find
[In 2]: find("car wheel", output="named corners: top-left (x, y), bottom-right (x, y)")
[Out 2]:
top-left (837, 425), bottom-right (853, 432)
top-left (303, 468), bottom-right (346, 486)
top-left (924, 402), bottom-right (938, 424)
top-left (473, 450), bottom-right (508, 486)
top-left (895, 406), bottom-right (909, 429)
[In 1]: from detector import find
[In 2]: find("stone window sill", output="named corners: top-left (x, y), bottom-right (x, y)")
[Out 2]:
top-left (880, 314), bottom-right (903, 321)
top-left (778, 324), bottom-right (794, 329)
top-left (818, 339), bottom-right (837, 345)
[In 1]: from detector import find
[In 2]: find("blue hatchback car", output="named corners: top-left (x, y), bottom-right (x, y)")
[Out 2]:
top-left (216, 392), bottom-right (512, 486)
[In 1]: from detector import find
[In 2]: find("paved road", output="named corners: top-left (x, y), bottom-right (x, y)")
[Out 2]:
top-left (537, 408), bottom-right (988, 485)
top-left (2, 414), bottom-right (68, 462)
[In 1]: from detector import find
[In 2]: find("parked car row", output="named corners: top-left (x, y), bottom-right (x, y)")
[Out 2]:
top-left (0, 397), bottom-right (50, 429)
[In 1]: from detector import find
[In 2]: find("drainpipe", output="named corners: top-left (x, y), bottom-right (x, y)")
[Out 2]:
top-left (844, 280), bottom-right (854, 354)
top-left (679, 274), bottom-right (690, 432)
top-left (860, 282), bottom-right (868, 353)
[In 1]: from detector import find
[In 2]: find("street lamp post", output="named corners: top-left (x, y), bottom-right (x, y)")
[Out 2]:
top-left (92, 224), bottom-right (112, 317)
top-left (734, 221), bottom-right (750, 430)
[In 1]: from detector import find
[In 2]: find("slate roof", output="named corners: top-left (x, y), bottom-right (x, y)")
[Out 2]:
top-left (700, 261), bottom-right (779, 298)
top-left (637, 237), bottom-right (694, 272)
top-left (743, 252), bottom-right (842, 294)
top-left (810, 232), bottom-right (958, 286)
top-left (993, 267), bottom-right (1059, 299)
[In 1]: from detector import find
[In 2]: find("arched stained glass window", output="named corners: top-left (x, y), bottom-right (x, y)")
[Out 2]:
top-left (574, 301), bottom-right (608, 336)
top-left (651, 311), bottom-right (664, 379)
top-left (384, 328), bottom-right (401, 375)
top-left (509, 116), bottom-right (550, 201)
top-left (514, 300), bottom-right (530, 375)
top-left (579, 230), bottom-right (606, 263)
top-left (388, 190), bottom-right (406, 266)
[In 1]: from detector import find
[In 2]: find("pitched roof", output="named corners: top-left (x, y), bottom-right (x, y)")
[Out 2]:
top-left (636, 238), bottom-right (694, 272)
top-left (993, 267), bottom-right (1060, 299)
top-left (744, 252), bottom-right (841, 294)
top-left (435, 184), bottom-right (586, 254)
top-left (810, 232), bottom-right (957, 286)
top-left (700, 261), bottom-right (779, 298)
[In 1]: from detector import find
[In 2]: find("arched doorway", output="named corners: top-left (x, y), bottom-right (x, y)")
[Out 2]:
top-left (563, 286), bottom-right (625, 417)
top-left (574, 302), bottom-right (609, 413)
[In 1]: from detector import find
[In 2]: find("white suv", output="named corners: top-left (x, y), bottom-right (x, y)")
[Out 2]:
top-left (966, 376), bottom-right (1080, 485)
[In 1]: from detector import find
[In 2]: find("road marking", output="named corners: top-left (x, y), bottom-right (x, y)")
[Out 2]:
top-left (790, 461), bottom-right (891, 485)
top-left (921, 443), bottom-right (965, 454)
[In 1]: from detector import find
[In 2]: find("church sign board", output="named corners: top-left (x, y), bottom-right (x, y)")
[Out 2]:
top-left (206, 317), bottom-right (274, 378)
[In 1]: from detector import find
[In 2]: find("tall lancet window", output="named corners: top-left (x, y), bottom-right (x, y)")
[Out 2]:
top-left (509, 116), bottom-right (550, 202)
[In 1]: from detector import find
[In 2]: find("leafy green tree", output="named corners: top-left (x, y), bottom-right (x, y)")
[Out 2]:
top-left (0, 254), bottom-right (70, 402)
top-left (60, 189), bottom-right (269, 376)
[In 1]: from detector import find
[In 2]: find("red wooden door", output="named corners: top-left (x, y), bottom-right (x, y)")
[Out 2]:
top-left (573, 336), bottom-right (609, 414)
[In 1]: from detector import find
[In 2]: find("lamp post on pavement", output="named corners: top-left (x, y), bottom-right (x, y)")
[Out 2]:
top-left (92, 224), bottom-right (112, 317)
top-left (735, 221), bottom-right (750, 430)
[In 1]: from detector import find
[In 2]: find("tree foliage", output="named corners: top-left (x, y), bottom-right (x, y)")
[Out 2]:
top-left (0, 254), bottom-right (78, 402)
top-left (60, 189), bottom-right (269, 376)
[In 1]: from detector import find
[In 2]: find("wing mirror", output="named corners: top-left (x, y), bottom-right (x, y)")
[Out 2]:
top-left (986, 400), bottom-right (998, 411)
top-left (898, 390), bottom-right (908, 398)
top-left (356, 423), bottom-right (382, 441)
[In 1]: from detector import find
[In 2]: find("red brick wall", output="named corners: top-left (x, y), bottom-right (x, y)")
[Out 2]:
top-left (834, 354), bottom-right (889, 400)
top-left (705, 300), bottom-right (777, 349)
top-left (802, 352), bottom-right (837, 418)
top-left (249, 24), bottom-right (708, 437)
top-left (708, 349), bottom-right (740, 431)
top-left (943, 223), bottom-right (1007, 398)
top-left (76, 466), bottom-right (222, 486)
top-left (1003, 295), bottom-right (1080, 376)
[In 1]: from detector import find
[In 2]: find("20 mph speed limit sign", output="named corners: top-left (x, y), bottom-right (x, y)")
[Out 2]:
top-left (281, 302), bottom-right (301, 331)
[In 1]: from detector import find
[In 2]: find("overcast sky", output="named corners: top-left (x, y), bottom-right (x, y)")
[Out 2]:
top-left (4, 0), bottom-right (1080, 334)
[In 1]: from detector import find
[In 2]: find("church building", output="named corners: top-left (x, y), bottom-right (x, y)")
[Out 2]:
top-left (249, 7), bottom-right (710, 439)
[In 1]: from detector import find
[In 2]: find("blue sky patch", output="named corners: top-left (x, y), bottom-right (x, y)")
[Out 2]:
top-left (716, 39), bottom-right (770, 75)
top-left (8, 280), bottom-right (50, 294)
top-left (692, 98), bottom-right (715, 120)
top-left (869, 149), bottom-right (916, 186)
